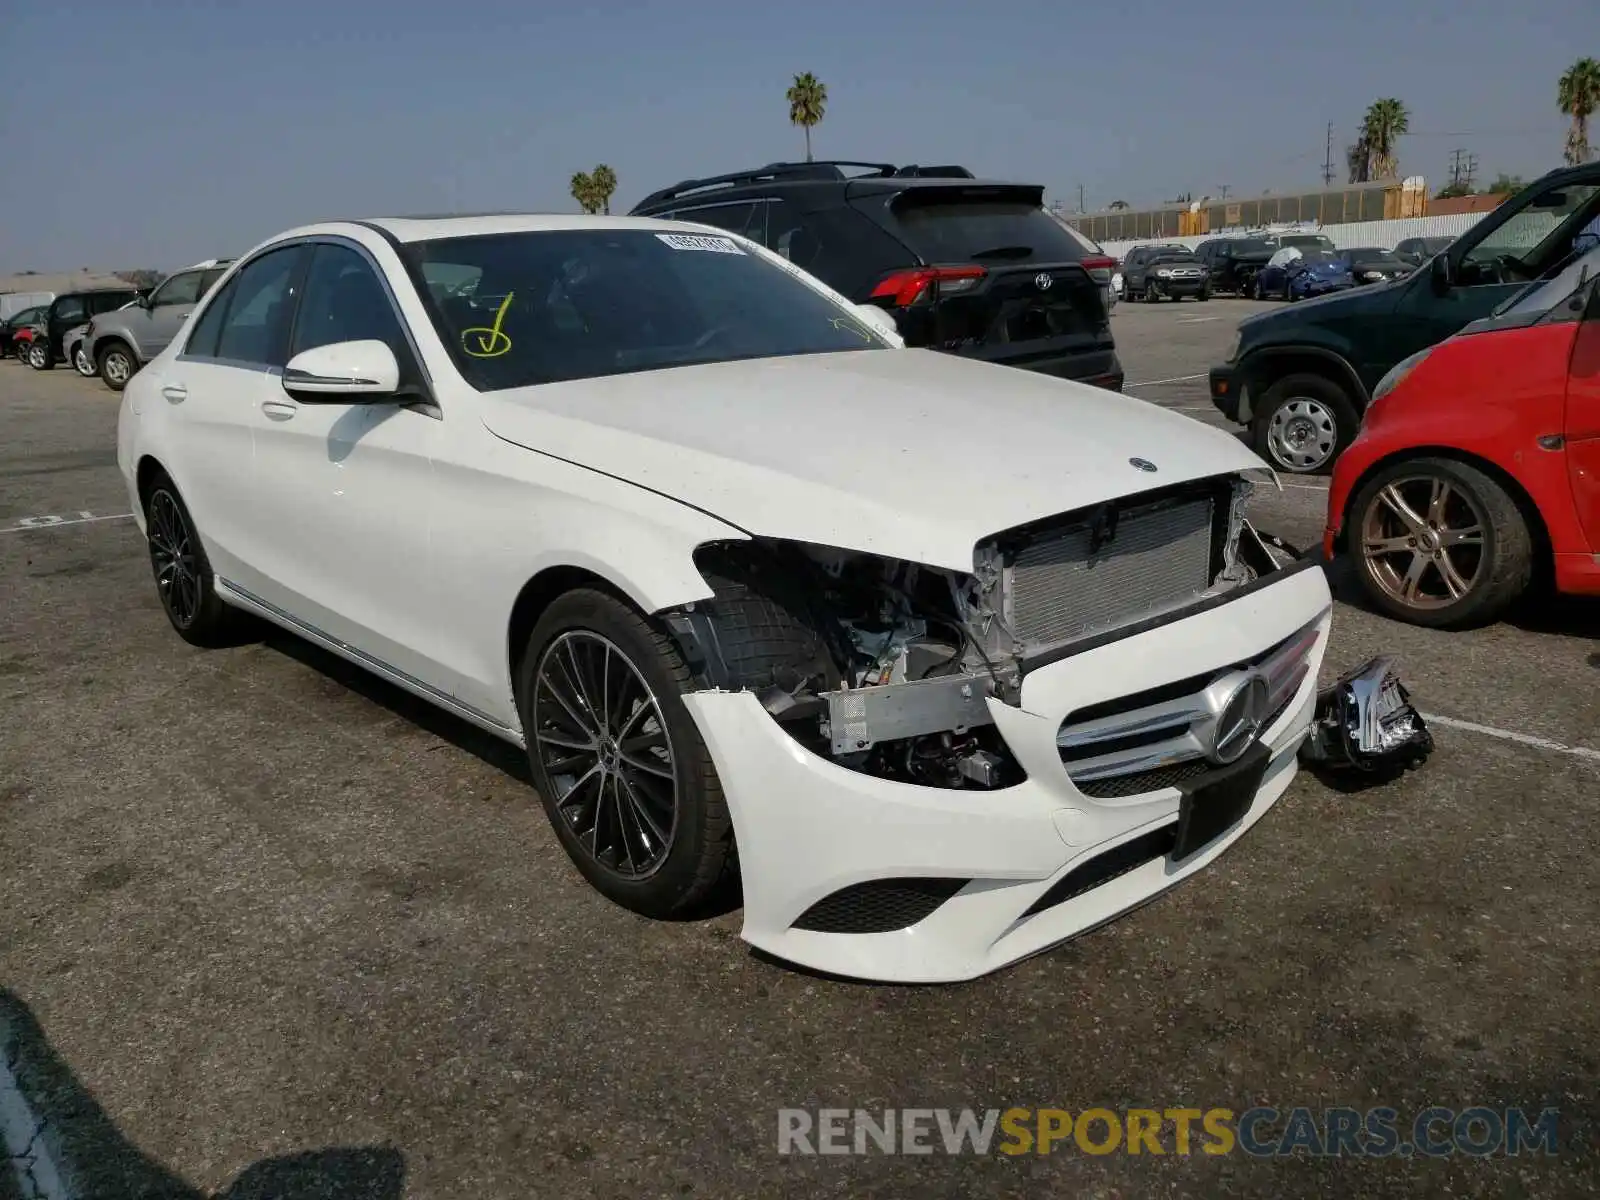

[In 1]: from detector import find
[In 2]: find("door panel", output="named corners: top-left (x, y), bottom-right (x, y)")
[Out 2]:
top-left (241, 241), bottom-right (457, 695)
top-left (1567, 292), bottom-right (1600, 548)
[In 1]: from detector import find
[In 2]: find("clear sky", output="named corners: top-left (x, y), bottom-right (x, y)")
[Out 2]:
top-left (0, 0), bottom-right (1589, 274)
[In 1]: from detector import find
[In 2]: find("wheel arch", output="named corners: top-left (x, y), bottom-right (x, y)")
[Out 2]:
top-left (96, 334), bottom-right (139, 366)
top-left (1239, 346), bottom-right (1367, 423)
top-left (135, 454), bottom-right (171, 507)
top-left (505, 564), bottom-right (656, 712)
top-left (1335, 445), bottom-right (1554, 575)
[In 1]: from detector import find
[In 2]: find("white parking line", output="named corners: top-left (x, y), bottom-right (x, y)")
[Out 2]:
top-left (1422, 713), bottom-right (1600, 765)
top-left (1176, 317), bottom-right (1220, 324)
top-left (0, 511), bottom-right (133, 535)
top-left (1125, 372), bottom-right (1208, 386)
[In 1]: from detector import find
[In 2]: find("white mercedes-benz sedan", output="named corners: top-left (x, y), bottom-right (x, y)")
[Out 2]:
top-left (117, 214), bottom-right (1332, 983)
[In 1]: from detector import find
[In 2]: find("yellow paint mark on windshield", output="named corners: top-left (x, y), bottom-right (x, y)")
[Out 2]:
top-left (462, 292), bottom-right (515, 358)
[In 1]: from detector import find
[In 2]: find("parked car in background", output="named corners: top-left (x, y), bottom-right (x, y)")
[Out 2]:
top-left (1325, 240), bottom-right (1600, 627)
top-left (64, 323), bottom-right (97, 375)
top-left (1253, 249), bottom-right (1355, 302)
top-left (0, 291), bottom-right (54, 323)
top-left (632, 160), bottom-right (1124, 390)
top-left (26, 286), bottom-right (141, 369)
top-left (1211, 163), bottom-right (1600, 474)
top-left (1121, 244), bottom-right (1209, 301)
top-left (1336, 246), bottom-right (1410, 285)
top-left (0, 304), bottom-right (48, 359)
top-left (87, 260), bottom-right (231, 390)
top-left (1393, 236), bottom-right (1456, 269)
top-left (1267, 232), bottom-right (1337, 254)
top-left (1195, 237), bottom-right (1275, 296)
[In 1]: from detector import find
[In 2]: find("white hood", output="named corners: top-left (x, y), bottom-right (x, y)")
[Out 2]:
top-left (477, 349), bottom-right (1264, 572)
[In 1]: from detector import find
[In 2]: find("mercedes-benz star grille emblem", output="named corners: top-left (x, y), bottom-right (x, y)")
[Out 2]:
top-left (1129, 457), bottom-right (1158, 473)
top-left (1034, 272), bottom-right (1054, 290)
top-left (1207, 673), bottom-right (1270, 765)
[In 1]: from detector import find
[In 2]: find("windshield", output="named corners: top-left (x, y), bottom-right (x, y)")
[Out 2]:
top-left (1152, 249), bottom-right (1197, 263)
top-left (1422, 238), bottom-right (1455, 253)
top-left (1281, 235), bottom-right (1334, 250)
top-left (1230, 239), bottom-right (1272, 254)
top-left (1299, 250), bottom-right (1344, 267)
top-left (402, 229), bottom-right (889, 391)
top-left (1493, 242), bottom-right (1600, 317)
top-left (1346, 248), bottom-right (1400, 264)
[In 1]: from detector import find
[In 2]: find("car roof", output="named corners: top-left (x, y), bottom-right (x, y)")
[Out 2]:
top-left (260, 214), bottom-right (727, 248)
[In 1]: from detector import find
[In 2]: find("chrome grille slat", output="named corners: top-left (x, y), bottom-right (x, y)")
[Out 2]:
top-left (1010, 497), bottom-right (1215, 648)
top-left (1056, 617), bottom-right (1323, 795)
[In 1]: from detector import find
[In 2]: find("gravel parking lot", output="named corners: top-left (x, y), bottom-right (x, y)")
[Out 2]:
top-left (2, 299), bottom-right (1597, 1198)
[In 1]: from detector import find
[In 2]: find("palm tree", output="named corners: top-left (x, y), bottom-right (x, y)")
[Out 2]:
top-left (786, 72), bottom-right (827, 162)
top-left (591, 164), bottom-right (618, 215)
top-left (1346, 136), bottom-right (1371, 184)
top-left (570, 170), bottom-right (606, 214)
top-left (1559, 57), bottom-right (1600, 166)
top-left (1361, 99), bottom-right (1410, 179)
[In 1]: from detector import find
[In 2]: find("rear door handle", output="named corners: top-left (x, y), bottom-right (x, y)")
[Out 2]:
top-left (161, 384), bottom-right (187, 403)
top-left (261, 399), bottom-right (298, 421)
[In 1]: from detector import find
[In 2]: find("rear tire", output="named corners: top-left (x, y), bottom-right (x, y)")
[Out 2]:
top-left (142, 474), bottom-right (240, 647)
top-left (1197, 285), bottom-right (1211, 301)
top-left (1348, 457), bottom-right (1533, 629)
top-left (1251, 373), bottom-right (1359, 474)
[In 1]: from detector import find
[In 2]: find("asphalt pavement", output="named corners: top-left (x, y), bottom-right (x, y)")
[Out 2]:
top-left (1, 302), bottom-right (1596, 1198)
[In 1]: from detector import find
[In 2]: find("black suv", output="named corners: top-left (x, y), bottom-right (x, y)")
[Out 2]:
top-left (1194, 237), bottom-right (1275, 295)
top-left (631, 161), bottom-right (1123, 389)
top-left (1210, 163), bottom-right (1600, 473)
top-left (26, 287), bottom-right (142, 369)
top-left (1120, 244), bottom-right (1209, 302)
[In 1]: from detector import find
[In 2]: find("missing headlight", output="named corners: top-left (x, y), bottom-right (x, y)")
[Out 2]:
top-left (662, 539), bottom-right (1025, 789)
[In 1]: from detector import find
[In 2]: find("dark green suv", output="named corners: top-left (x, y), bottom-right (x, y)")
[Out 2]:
top-left (1209, 164), bottom-right (1600, 473)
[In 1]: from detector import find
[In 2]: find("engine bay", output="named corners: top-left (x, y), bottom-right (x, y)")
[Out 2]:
top-left (665, 474), bottom-right (1282, 791)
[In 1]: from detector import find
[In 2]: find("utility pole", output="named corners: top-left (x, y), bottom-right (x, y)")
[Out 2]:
top-left (1219, 184), bottom-right (1231, 202)
top-left (1463, 153), bottom-right (1479, 192)
top-left (1322, 122), bottom-right (1335, 186)
top-left (1448, 148), bottom-right (1465, 189)
top-left (1077, 184), bottom-right (1085, 213)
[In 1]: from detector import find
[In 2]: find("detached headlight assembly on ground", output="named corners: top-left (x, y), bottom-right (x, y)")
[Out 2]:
top-left (1299, 656), bottom-right (1433, 776)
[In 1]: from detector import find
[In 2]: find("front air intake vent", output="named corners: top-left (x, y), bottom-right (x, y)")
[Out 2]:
top-left (792, 878), bottom-right (968, 933)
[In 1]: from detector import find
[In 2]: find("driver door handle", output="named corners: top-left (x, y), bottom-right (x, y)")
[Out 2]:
top-left (161, 384), bottom-right (187, 403)
top-left (261, 399), bottom-right (298, 421)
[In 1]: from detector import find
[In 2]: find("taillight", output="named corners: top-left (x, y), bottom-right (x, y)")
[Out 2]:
top-left (1080, 254), bottom-right (1117, 284)
top-left (869, 265), bottom-right (987, 307)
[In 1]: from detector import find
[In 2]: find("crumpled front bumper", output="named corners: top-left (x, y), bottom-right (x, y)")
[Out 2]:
top-left (681, 564), bottom-right (1334, 983)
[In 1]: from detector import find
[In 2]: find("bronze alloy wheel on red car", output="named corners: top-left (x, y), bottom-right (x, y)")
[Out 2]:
top-left (1349, 457), bottom-right (1534, 629)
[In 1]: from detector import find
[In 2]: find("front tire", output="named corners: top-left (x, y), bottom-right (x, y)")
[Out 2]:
top-left (99, 342), bottom-right (136, 391)
top-left (1252, 373), bottom-right (1359, 474)
top-left (1349, 458), bottom-right (1533, 629)
top-left (519, 589), bottom-right (736, 919)
top-left (26, 341), bottom-right (51, 370)
top-left (72, 343), bottom-right (95, 377)
top-left (143, 476), bottom-right (238, 646)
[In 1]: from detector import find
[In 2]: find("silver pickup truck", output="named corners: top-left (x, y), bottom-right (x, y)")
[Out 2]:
top-left (86, 259), bottom-right (231, 390)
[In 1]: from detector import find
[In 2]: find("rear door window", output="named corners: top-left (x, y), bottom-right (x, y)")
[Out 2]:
top-left (763, 199), bottom-right (912, 298)
top-left (53, 297), bottom-right (87, 325)
top-left (675, 202), bottom-right (765, 243)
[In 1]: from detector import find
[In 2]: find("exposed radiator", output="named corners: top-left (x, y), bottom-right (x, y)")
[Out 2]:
top-left (1009, 495), bottom-right (1215, 647)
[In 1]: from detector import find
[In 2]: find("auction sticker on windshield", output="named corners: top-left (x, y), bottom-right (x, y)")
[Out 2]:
top-left (656, 233), bottom-right (745, 254)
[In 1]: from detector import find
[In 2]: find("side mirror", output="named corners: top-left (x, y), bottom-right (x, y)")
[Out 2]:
top-left (853, 303), bottom-right (905, 347)
top-left (282, 339), bottom-right (400, 401)
top-left (1429, 253), bottom-right (1452, 295)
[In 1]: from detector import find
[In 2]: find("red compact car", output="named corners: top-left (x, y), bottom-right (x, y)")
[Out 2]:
top-left (1325, 245), bottom-right (1600, 628)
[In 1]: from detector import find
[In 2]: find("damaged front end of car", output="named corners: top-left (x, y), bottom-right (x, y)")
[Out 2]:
top-left (659, 471), bottom-right (1315, 792)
